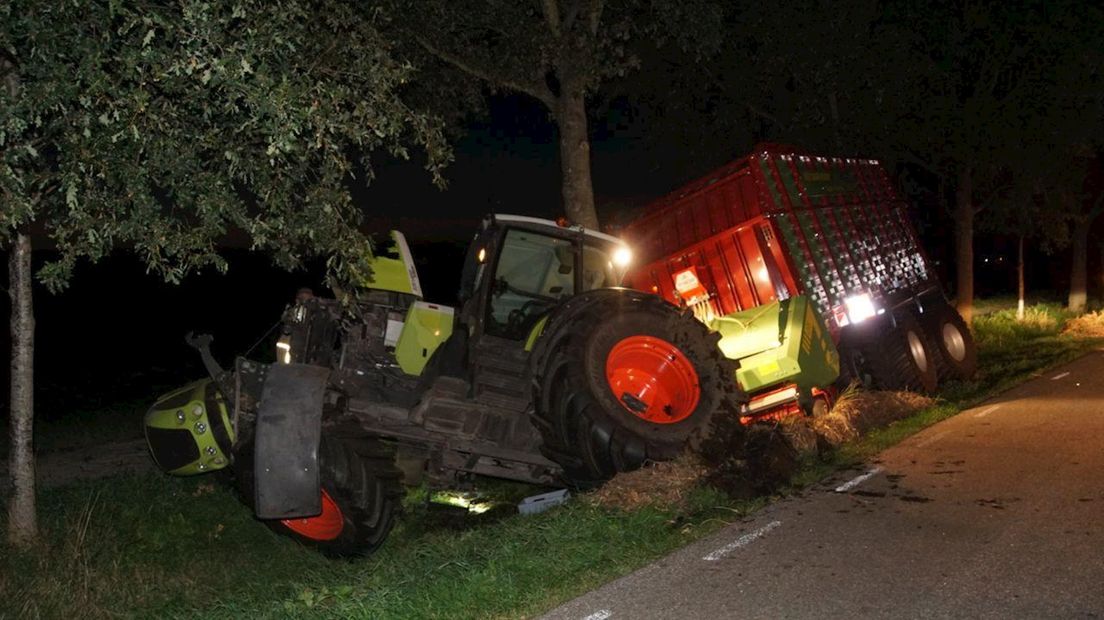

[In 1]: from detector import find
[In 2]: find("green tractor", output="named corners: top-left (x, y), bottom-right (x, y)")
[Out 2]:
top-left (145, 215), bottom-right (746, 556)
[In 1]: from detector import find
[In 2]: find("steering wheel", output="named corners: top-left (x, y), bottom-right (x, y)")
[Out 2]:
top-left (506, 299), bottom-right (553, 337)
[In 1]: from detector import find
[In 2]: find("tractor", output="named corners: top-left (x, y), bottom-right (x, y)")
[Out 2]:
top-left (144, 214), bottom-right (746, 556)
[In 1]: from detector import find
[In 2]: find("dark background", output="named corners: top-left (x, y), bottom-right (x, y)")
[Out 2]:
top-left (0, 94), bottom-right (1080, 423)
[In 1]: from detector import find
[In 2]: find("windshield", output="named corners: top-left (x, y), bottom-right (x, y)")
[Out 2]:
top-left (485, 228), bottom-right (624, 339)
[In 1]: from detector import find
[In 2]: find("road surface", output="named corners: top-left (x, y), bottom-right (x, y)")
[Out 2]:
top-left (543, 351), bottom-right (1104, 619)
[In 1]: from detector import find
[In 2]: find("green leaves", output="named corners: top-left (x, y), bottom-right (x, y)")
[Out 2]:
top-left (1, 0), bottom-right (452, 290)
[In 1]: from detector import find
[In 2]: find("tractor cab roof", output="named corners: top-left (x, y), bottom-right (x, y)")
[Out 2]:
top-left (489, 214), bottom-right (624, 248)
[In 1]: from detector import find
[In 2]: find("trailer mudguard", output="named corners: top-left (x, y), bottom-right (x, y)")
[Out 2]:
top-left (253, 363), bottom-right (330, 520)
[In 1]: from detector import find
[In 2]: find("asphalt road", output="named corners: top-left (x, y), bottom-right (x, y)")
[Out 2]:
top-left (543, 350), bottom-right (1104, 620)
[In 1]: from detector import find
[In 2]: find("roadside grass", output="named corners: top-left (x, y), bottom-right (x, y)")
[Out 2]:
top-left (2, 301), bottom-right (1101, 619)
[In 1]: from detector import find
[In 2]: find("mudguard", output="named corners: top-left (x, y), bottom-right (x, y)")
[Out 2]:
top-left (253, 363), bottom-right (330, 520)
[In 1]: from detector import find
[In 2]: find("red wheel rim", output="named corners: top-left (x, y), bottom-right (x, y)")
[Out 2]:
top-left (281, 489), bottom-right (344, 541)
top-left (605, 335), bottom-right (701, 424)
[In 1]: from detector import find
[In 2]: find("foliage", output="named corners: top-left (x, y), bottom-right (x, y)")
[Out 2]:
top-left (390, 0), bottom-right (723, 103)
top-left (0, 0), bottom-right (450, 289)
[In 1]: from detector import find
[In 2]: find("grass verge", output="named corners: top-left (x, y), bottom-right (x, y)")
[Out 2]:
top-left (1, 302), bottom-right (1101, 619)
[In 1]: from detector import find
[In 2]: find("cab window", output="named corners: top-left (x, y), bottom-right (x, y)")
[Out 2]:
top-left (486, 229), bottom-right (576, 339)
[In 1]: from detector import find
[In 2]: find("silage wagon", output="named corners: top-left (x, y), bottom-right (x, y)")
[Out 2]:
top-left (622, 144), bottom-right (976, 419)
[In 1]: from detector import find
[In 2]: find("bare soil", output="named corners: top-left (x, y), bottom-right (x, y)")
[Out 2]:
top-left (0, 439), bottom-right (153, 494)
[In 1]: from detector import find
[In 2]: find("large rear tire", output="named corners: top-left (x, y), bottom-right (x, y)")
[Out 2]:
top-left (844, 314), bottom-right (939, 393)
top-left (530, 292), bottom-right (741, 488)
top-left (236, 431), bottom-right (403, 557)
top-left (919, 301), bottom-right (978, 381)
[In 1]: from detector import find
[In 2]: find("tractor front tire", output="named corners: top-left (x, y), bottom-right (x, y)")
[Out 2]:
top-left (237, 432), bottom-right (403, 558)
top-left (919, 301), bottom-right (978, 381)
top-left (531, 294), bottom-right (739, 488)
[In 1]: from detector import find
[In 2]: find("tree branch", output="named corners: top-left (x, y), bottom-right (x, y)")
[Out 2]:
top-left (414, 35), bottom-right (556, 107)
top-left (541, 0), bottom-right (561, 37)
top-left (973, 183), bottom-right (1011, 215)
top-left (745, 102), bottom-right (787, 131)
top-left (562, 0), bottom-right (581, 34)
top-left (587, 0), bottom-right (605, 35)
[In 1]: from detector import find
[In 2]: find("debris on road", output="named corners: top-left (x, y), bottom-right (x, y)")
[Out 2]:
top-left (586, 458), bottom-right (708, 510)
top-left (813, 388), bottom-right (935, 447)
top-left (518, 489), bottom-right (571, 515)
top-left (591, 387), bottom-right (935, 507)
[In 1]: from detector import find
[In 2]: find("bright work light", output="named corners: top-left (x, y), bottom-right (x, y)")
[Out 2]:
top-left (844, 293), bottom-right (877, 324)
top-left (612, 245), bottom-right (633, 268)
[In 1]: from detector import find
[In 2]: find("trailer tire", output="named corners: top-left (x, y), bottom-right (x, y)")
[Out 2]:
top-left (853, 314), bottom-right (939, 393)
top-left (920, 301), bottom-right (978, 381)
top-left (236, 431), bottom-right (403, 557)
top-left (531, 293), bottom-right (740, 488)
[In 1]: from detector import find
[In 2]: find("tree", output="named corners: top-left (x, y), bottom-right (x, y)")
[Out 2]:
top-left (979, 175), bottom-right (1065, 320)
top-left (1064, 170), bottom-right (1103, 314)
top-left (386, 0), bottom-right (723, 229)
top-left (1, 0), bottom-right (448, 547)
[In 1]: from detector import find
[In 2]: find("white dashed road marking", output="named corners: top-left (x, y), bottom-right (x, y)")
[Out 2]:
top-left (974, 404), bottom-right (1001, 418)
top-left (703, 521), bottom-right (783, 561)
top-left (834, 467), bottom-right (884, 493)
top-left (581, 610), bottom-right (611, 620)
top-left (915, 431), bottom-right (949, 448)
top-left (1052, 371), bottom-right (1071, 380)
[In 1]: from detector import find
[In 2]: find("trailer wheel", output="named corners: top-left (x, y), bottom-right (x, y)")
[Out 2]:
top-left (237, 432), bottom-right (403, 557)
top-left (531, 293), bottom-right (740, 488)
top-left (852, 314), bottom-right (939, 393)
top-left (920, 301), bottom-right (978, 381)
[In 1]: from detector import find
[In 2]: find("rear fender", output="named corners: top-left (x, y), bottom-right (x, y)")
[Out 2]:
top-left (252, 363), bottom-right (330, 520)
top-left (528, 288), bottom-right (662, 369)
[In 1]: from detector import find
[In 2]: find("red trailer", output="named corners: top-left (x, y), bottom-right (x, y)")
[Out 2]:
top-left (623, 145), bottom-right (977, 416)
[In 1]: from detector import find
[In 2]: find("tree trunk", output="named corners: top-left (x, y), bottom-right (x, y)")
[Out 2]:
top-left (7, 232), bottom-right (37, 547)
top-left (954, 167), bottom-right (975, 324)
top-left (556, 84), bottom-right (599, 230)
top-left (1017, 234), bottom-right (1025, 321)
top-left (1068, 220), bottom-right (1088, 313)
top-left (1099, 242), bottom-right (1104, 301)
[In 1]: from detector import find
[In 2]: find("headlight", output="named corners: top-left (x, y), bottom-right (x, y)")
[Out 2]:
top-left (844, 293), bottom-right (877, 324)
top-left (276, 337), bottom-right (292, 364)
top-left (612, 245), bottom-right (633, 268)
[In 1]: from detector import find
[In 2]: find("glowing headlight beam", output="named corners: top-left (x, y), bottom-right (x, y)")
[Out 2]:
top-left (276, 340), bottom-right (292, 364)
top-left (844, 293), bottom-right (877, 324)
top-left (612, 245), bottom-right (633, 268)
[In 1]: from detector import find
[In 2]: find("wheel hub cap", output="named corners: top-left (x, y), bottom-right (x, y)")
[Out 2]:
top-left (281, 488), bottom-right (343, 541)
top-left (907, 330), bottom-right (929, 373)
top-left (605, 335), bottom-right (701, 423)
top-left (943, 323), bottom-right (967, 362)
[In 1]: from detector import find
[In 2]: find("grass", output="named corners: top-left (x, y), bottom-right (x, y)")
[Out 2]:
top-left (2, 300), bottom-right (1102, 619)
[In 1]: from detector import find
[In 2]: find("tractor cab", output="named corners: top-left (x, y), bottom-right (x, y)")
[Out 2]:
top-left (459, 214), bottom-right (633, 343)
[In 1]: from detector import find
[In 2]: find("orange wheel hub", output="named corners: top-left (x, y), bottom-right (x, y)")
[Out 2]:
top-left (605, 335), bottom-right (701, 424)
top-left (281, 489), bottom-right (344, 541)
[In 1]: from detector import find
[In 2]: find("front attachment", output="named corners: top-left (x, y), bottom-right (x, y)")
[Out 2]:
top-left (144, 379), bottom-right (234, 475)
top-left (253, 363), bottom-right (330, 520)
